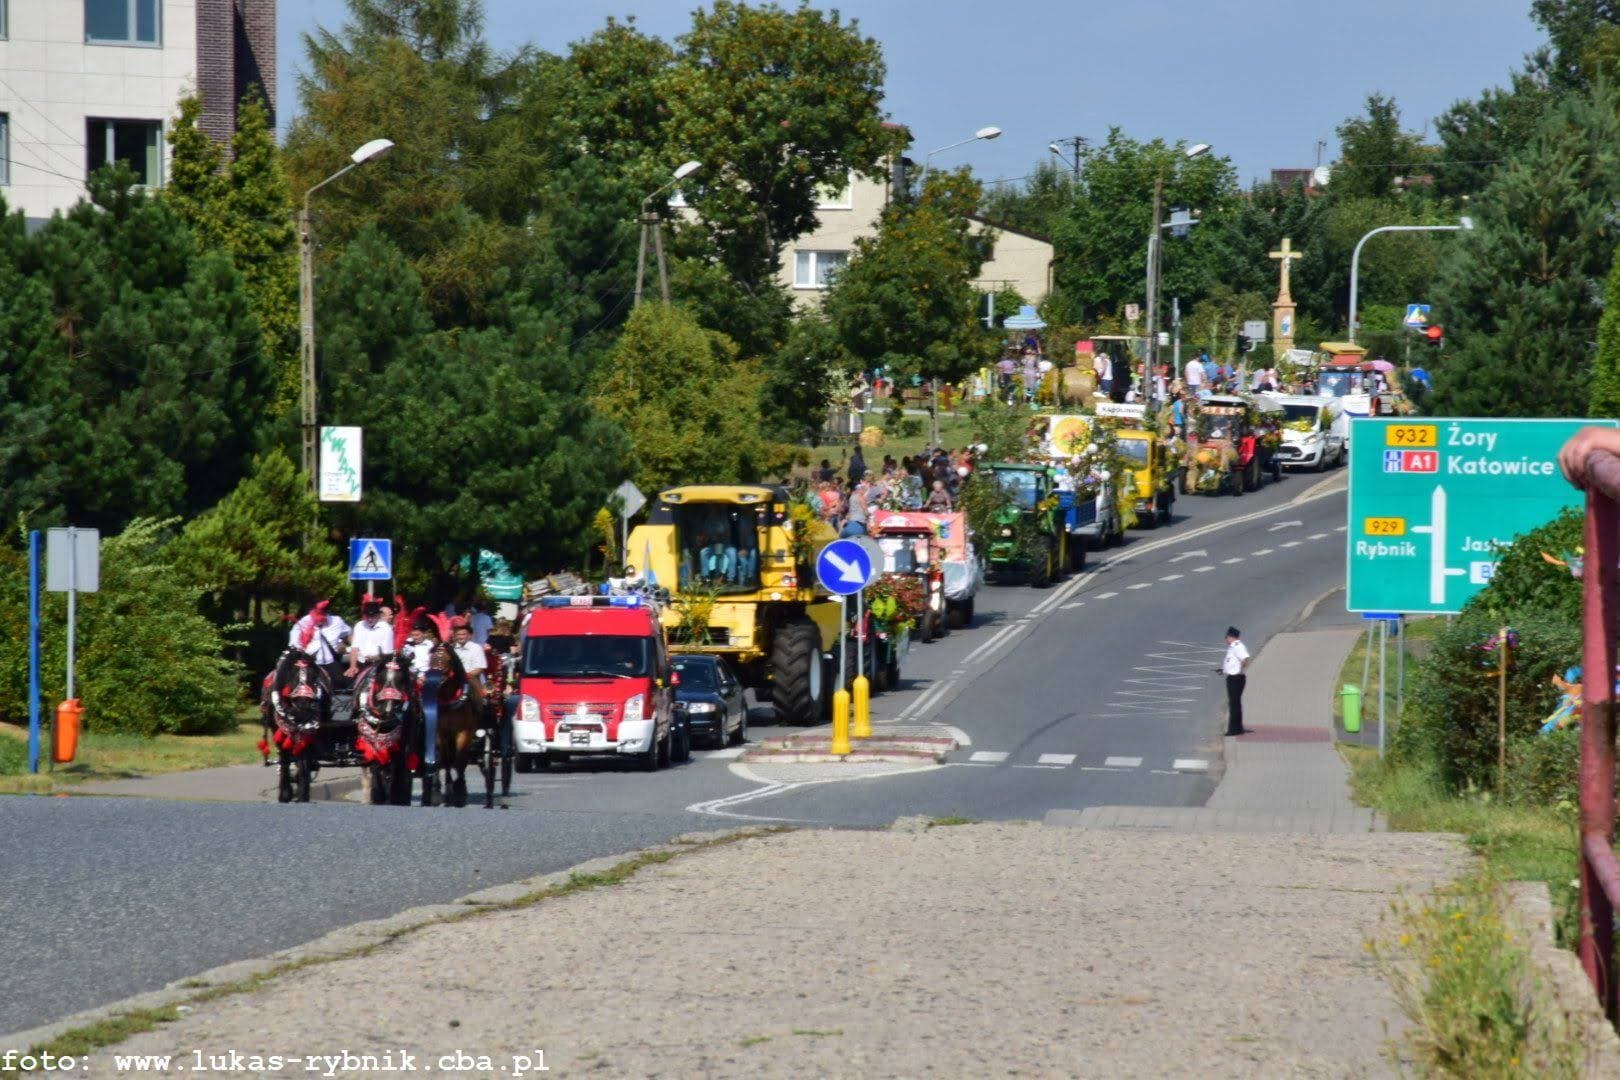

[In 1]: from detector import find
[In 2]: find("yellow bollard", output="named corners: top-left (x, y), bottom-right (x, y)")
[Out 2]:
top-left (830, 688), bottom-right (852, 755)
top-left (852, 675), bottom-right (871, 739)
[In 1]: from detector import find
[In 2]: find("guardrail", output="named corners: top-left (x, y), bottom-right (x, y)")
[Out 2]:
top-left (1579, 448), bottom-right (1620, 1020)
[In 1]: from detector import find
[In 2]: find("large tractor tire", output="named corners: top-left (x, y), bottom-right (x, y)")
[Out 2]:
top-left (1243, 456), bottom-right (1262, 492)
top-left (1030, 538), bottom-right (1056, 588)
top-left (771, 619), bottom-right (827, 726)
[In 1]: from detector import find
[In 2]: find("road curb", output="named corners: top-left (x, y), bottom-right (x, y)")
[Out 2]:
top-left (0, 828), bottom-right (773, 1055)
top-left (741, 734), bottom-right (957, 765)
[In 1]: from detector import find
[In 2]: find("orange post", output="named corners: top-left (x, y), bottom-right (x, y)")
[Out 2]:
top-left (53, 699), bottom-right (81, 763)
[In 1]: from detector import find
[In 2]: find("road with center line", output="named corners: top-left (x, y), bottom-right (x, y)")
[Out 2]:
top-left (0, 467), bottom-right (1348, 1039)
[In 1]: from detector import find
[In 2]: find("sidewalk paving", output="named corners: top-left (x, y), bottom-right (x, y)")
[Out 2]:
top-left (1052, 622), bottom-right (1379, 834)
top-left (73, 763), bottom-right (361, 803)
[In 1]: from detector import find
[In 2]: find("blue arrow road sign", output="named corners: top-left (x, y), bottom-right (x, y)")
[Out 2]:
top-left (349, 538), bottom-right (393, 581)
top-left (816, 539), bottom-right (875, 596)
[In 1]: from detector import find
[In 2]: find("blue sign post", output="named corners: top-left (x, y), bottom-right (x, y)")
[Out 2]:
top-left (348, 538), bottom-right (393, 581)
top-left (27, 530), bottom-right (40, 774)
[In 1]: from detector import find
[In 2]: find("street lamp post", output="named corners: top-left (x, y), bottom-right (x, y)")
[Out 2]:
top-left (1048, 137), bottom-right (1085, 182)
top-left (634, 160), bottom-right (703, 306)
top-left (922, 125), bottom-right (1002, 181)
top-left (1347, 218), bottom-right (1473, 343)
top-left (1143, 142), bottom-right (1210, 408)
top-left (299, 137), bottom-right (394, 495)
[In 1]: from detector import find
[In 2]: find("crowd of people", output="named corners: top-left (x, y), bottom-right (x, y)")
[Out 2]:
top-left (286, 596), bottom-right (514, 692)
top-left (810, 444), bottom-right (980, 536)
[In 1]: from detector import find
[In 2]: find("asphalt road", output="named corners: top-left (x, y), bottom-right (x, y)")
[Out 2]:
top-left (0, 465), bottom-right (1348, 1039)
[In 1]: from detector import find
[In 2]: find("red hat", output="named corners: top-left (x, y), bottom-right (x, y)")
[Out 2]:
top-left (424, 613), bottom-right (452, 643)
top-left (450, 615), bottom-right (470, 630)
top-left (394, 605), bottom-right (426, 655)
top-left (297, 600), bottom-right (331, 650)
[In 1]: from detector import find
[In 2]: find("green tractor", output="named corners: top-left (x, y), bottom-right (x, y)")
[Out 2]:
top-left (984, 463), bottom-right (1073, 588)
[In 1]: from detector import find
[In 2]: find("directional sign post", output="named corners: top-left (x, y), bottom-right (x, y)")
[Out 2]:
top-left (612, 480), bottom-right (646, 568)
top-left (349, 538), bottom-right (393, 582)
top-left (817, 539), bottom-right (878, 730)
top-left (1347, 418), bottom-right (1615, 614)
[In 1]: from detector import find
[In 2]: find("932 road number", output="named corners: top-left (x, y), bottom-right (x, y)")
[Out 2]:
top-left (1384, 424), bottom-right (1437, 448)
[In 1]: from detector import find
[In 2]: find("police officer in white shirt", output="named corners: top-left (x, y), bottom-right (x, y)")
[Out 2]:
top-left (346, 601), bottom-right (394, 677)
top-left (1221, 626), bottom-right (1251, 736)
top-left (451, 618), bottom-right (488, 686)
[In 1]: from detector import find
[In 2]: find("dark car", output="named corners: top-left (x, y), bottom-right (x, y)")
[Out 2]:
top-left (672, 655), bottom-right (747, 750)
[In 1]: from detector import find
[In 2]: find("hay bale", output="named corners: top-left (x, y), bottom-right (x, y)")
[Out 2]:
top-left (859, 426), bottom-right (887, 448)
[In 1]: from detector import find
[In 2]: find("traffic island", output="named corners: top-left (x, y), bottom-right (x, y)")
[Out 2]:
top-left (740, 733), bottom-right (956, 764)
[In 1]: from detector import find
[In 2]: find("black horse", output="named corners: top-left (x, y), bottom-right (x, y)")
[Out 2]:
top-left (260, 648), bottom-right (328, 803)
top-left (353, 654), bottom-right (419, 806)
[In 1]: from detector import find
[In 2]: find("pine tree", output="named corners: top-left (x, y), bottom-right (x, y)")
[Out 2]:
top-left (1592, 247), bottom-right (1620, 416)
top-left (164, 94), bottom-right (227, 247)
top-left (222, 88), bottom-right (299, 406)
top-left (1430, 86), bottom-right (1620, 417)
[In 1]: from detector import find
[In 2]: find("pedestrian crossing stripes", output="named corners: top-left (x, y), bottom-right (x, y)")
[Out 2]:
top-left (1104, 756), bottom-right (1143, 768)
top-left (1038, 753), bottom-right (1077, 766)
top-left (969, 751), bottom-right (1009, 764)
top-left (952, 751), bottom-right (1206, 773)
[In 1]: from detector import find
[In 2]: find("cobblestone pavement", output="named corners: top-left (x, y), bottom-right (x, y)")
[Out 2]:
top-left (93, 823), bottom-right (1464, 1078)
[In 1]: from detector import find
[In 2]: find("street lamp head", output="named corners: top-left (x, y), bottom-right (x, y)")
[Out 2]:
top-left (1459, 216), bottom-right (1475, 230)
top-left (976, 126), bottom-right (1003, 141)
top-left (1185, 143), bottom-right (1211, 159)
top-left (350, 138), bottom-right (395, 166)
top-left (1047, 142), bottom-right (1061, 155)
top-left (673, 160), bottom-right (703, 181)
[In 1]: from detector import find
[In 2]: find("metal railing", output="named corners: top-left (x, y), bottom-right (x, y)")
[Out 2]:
top-left (1579, 448), bottom-right (1620, 1020)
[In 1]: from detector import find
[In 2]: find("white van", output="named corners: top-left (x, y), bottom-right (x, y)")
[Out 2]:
top-left (1266, 394), bottom-right (1347, 471)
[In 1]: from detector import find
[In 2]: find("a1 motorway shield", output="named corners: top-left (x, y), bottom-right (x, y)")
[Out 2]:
top-left (816, 539), bottom-right (876, 596)
top-left (1347, 417), bottom-right (1615, 614)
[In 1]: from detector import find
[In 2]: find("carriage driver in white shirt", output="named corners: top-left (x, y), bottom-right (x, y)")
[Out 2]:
top-left (451, 616), bottom-right (488, 688)
top-left (346, 601), bottom-right (395, 679)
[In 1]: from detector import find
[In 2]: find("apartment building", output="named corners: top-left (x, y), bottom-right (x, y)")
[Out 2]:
top-left (0, 0), bottom-right (275, 224)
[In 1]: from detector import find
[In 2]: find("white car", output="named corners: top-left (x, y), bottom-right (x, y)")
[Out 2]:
top-left (1267, 394), bottom-right (1347, 471)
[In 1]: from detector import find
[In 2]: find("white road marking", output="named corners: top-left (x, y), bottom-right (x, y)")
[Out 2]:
top-left (1267, 520), bottom-right (1303, 532)
top-left (1105, 756), bottom-right (1143, 768)
top-left (969, 751), bottom-right (1008, 764)
top-left (1173, 758), bottom-right (1210, 772)
top-left (1281, 540), bottom-right (1301, 548)
top-left (1168, 549), bottom-right (1208, 563)
top-left (1014, 764), bottom-right (1065, 770)
top-left (960, 624), bottom-right (1021, 666)
top-left (1308, 532), bottom-right (1329, 540)
top-left (1334, 525), bottom-right (1347, 532)
top-left (693, 746), bottom-right (746, 760)
top-left (1193, 566), bottom-right (1215, 573)
top-left (1127, 582), bottom-right (1152, 590)
top-left (1038, 753), bottom-right (1077, 766)
top-left (1157, 641), bottom-right (1229, 653)
top-left (1222, 557), bottom-right (1244, 564)
top-left (1095, 591), bottom-right (1119, 599)
top-left (1252, 548), bottom-right (1274, 556)
top-left (1159, 573), bottom-right (1184, 582)
top-left (1060, 601), bottom-right (1084, 609)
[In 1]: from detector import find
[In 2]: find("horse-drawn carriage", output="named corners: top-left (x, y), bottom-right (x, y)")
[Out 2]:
top-left (260, 607), bottom-right (514, 809)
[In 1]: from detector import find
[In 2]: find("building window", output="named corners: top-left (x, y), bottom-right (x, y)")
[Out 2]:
top-left (0, 114), bottom-right (9, 186)
top-left (86, 0), bottom-right (161, 45)
top-left (816, 173), bottom-right (854, 210)
top-left (794, 250), bottom-right (848, 289)
top-left (87, 119), bottom-right (162, 186)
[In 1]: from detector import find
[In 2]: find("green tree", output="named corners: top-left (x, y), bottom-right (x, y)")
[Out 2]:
top-left (165, 94), bottom-right (227, 246)
top-left (222, 89), bottom-right (299, 406)
top-left (1048, 129), bottom-right (1242, 322)
top-left (1592, 245), bottom-right (1620, 415)
top-left (1331, 93), bottom-right (1429, 200)
top-left (593, 301), bottom-right (780, 493)
top-left (315, 228), bottom-right (627, 578)
top-left (1531, 0), bottom-right (1620, 89)
top-left (661, 1), bottom-right (894, 288)
top-left (170, 448), bottom-right (347, 621)
top-left (1430, 85), bottom-right (1620, 416)
top-left (822, 169), bottom-right (994, 386)
top-left (1432, 60), bottom-right (1557, 200)
top-left (0, 170), bottom-right (270, 531)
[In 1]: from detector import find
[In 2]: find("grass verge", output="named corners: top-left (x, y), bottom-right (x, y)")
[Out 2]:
top-left (0, 717), bottom-right (262, 794)
top-left (1330, 616), bottom-right (1445, 727)
top-left (1, 828), bottom-right (783, 1075)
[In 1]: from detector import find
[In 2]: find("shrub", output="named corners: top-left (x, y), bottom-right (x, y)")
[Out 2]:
top-left (1509, 727), bottom-right (1582, 807)
top-left (0, 520), bottom-right (243, 735)
top-left (1405, 604), bottom-right (1580, 792)
top-left (1474, 508), bottom-right (1582, 626)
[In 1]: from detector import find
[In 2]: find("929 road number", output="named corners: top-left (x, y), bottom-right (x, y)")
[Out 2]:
top-left (1384, 424), bottom-right (1437, 448)
top-left (1364, 517), bottom-right (1406, 536)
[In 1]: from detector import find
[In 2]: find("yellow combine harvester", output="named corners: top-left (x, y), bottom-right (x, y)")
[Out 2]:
top-left (627, 485), bottom-right (842, 724)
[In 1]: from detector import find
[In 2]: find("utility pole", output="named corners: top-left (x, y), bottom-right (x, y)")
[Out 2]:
top-left (1049, 136), bottom-right (1086, 182)
top-left (1172, 296), bottom-right (1182, 374)
top-left (1143, 174), bottom-right (1163, 408)
top-left (633, 205), bottom-right (671, 305)
top-left (298, 204), bottom-right (317, 496)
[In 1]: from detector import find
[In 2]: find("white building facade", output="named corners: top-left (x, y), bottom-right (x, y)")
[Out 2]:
top-left (0, 0), bottom-right (274, 225)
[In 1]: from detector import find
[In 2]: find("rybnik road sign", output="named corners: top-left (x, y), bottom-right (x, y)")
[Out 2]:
top-left (1347, 417), bottom-right (1615, 614)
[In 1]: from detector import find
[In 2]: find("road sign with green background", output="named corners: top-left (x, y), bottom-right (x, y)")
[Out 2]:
top-left (1347, 417), bottom-right (1615, 614)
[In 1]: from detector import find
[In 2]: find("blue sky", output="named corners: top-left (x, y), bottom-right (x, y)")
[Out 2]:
top-left (277, 0), bottom-right (1545, 185)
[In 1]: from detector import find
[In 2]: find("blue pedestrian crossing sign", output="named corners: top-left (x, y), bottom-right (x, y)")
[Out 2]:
top-left (348, 538), bottom-right (393, 581)
top-left (816, 539), bottom-right (875, 596)
top-left (1403, 304), bottom-right (1431, 328)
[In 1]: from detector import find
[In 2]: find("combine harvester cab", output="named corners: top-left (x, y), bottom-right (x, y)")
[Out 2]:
top-left (626, 486), bottom-right (842, 725)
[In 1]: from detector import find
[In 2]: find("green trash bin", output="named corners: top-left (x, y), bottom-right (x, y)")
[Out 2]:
top-left (1341, 684), bottom-right (1362, 734)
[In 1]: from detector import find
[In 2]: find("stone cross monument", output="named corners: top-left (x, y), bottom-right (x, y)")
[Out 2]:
top-left (1269, 237), bottom-right (1302, 356)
